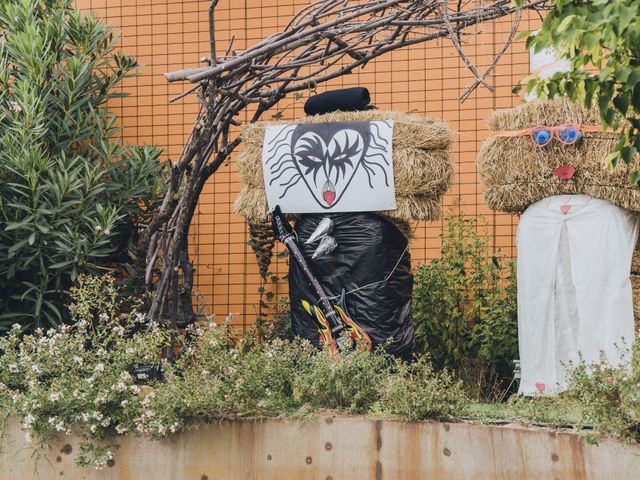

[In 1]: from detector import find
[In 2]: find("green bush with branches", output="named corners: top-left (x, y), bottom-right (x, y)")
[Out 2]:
top-left (0, 0), bottom-right (166, 330)
top-left (412, 214), bottom-right (518, 399)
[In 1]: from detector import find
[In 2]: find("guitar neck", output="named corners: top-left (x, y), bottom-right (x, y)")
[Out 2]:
top-left (283, 235), bottom-right (339, 327)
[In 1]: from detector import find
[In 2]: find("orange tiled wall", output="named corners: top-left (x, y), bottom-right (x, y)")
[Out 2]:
top-left (77, 1), bottom-right (538, 328)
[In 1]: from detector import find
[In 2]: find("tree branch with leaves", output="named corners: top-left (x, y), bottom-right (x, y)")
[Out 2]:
top-left (515, 0), bottom-right (640, 178)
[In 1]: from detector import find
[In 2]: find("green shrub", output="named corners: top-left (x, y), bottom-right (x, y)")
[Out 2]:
top-left (0, 0), bottom-right (166, 330)
top-left (565, 346), bottom-right (640, 443)
top-left (293, 346), bottom-right (393, 413)
top-left (412, 214), bottom-right (518, 399)
top-left (379, 356), bottom-right (467, 421)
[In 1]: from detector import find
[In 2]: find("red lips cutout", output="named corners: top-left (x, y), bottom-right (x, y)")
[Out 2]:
top-left (553, 165), bottom-right (576, 180)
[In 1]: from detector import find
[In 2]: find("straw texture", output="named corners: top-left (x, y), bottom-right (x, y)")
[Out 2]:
top-left (235, 110), bottom-right (453, 224)
top-left (477, 100), bottom-right (640, 214)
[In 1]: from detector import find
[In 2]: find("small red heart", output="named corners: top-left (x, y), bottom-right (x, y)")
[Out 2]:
top-left (323, 190), bottom-right (336, 206)
top-left (560, 205), bottom-right (572, 215)
top-left (553, 165), bottom-right (576, 180)
top-left (535, 382), bottom-right (546, 393)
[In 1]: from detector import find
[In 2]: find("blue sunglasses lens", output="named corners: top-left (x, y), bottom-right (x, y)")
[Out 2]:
top-left (532, 129), bottom-right (551, 146)
top-left (557, 125), bottom-right (580, 144)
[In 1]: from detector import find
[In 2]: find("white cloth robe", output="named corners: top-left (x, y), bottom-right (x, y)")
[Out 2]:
top-left (516, 195), bottom-right (638, 396)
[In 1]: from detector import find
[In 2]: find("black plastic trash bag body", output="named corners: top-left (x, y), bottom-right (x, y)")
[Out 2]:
top-left (289, 212), bottom-right (415, 360)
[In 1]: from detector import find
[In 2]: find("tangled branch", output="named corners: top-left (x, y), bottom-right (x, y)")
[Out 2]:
top-left (139, 0), bottom-right (548, 324)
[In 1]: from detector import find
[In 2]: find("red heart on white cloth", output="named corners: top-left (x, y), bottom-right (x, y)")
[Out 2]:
top-left (560, 205), bottom-right (572, 215)
top-left (535, 382), bottom-right (546, 393)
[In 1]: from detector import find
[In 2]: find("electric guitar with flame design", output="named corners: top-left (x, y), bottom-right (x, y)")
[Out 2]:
top-left (271, 206), bottom-right (372, 353)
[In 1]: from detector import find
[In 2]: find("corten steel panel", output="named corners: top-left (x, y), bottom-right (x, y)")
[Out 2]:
top-left (2, 415), bottom-right (640, 480)
top-left (76, 1), bottom-right (538, 328)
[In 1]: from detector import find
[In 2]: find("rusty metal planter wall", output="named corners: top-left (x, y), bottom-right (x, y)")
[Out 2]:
top-left (2, 416), bottom-right (639, 479)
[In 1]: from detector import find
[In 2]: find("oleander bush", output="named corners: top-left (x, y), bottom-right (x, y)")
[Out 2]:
top-left (412, 214), bottom-right (519, 399)
top-left (0, 0), bottom-right (166, 330)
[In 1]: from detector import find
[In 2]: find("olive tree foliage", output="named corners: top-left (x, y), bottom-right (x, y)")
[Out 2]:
top-left (515, 0), bottom-right (640, 176)
top-left (0, 0), bottom-right (166, 330)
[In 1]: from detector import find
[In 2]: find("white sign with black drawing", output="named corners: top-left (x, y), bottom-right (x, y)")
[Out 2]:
top-left (262, 120), bottom-right (396, 213)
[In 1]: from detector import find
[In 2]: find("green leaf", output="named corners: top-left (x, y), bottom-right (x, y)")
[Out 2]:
top-left (557, 15), bottom-right (576, 34)
top-left (621, 145), bottom-right (637, 164)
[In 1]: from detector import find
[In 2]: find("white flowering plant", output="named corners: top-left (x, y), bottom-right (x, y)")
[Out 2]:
top-left (0, 276), bottom-right (168, 468)
top-left (0, 274), bottom-right (470, 468)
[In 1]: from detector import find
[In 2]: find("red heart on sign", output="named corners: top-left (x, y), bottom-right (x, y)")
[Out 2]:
top-left (535, 382), bottom-right (546, 393)
top-left (553, 165), bottom-right (576, 180)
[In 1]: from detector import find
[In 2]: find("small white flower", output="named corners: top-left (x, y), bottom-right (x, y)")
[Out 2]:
top-left (49, 391), bottom-right (63, 402)
top-left (55, 421), bottom-right (65, 432)
top-left (81, 413), bottom-right (90, 422)
top-left (95, 225), bottom-right (103, 232)
top-left (90, 424), bottom-right (97, 433)
top-left (98, 313), bottom-right (109, 323)
top-left (120, 399), bottom-right (129, 407)
top-left (24, 431), bottom-right (33, 443)
top-left (23, 414), bottom-right (35, 427)
top-left (31, 364), bottom-right (41, 374)
top-left (126, 347), bottom-right (135, 355)
top-left (48, 416), bottom-right (56, 425)
top-left (95, 363), bottom-right (105, 372)
top-left (104, 228), bottom-right (112, 236)
top-left (112, 325), bottom-right (125, 336)
top-left (9, 101), bottom-right (22, 113)
top-left (116, 425), bottom-right (128, 434)
top-left (11, 323), bottom-right (21, 332)
top-left (73, 356), bottom-right (84, 365)
top-left (8, 364), bottom-right (18, 373)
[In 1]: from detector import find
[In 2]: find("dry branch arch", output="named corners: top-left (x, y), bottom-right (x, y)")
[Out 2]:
top-left (138, 0), bottom-right (549, 325)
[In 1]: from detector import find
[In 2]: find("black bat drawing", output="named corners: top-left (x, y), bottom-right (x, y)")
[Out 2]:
top-left (265, 120), bottom-right (392, 209)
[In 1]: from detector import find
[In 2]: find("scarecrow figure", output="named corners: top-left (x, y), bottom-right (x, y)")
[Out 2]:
top-left (235, 88), bottom-right (453, 359)
top-left (478, 100), bottom-right (640, 395)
